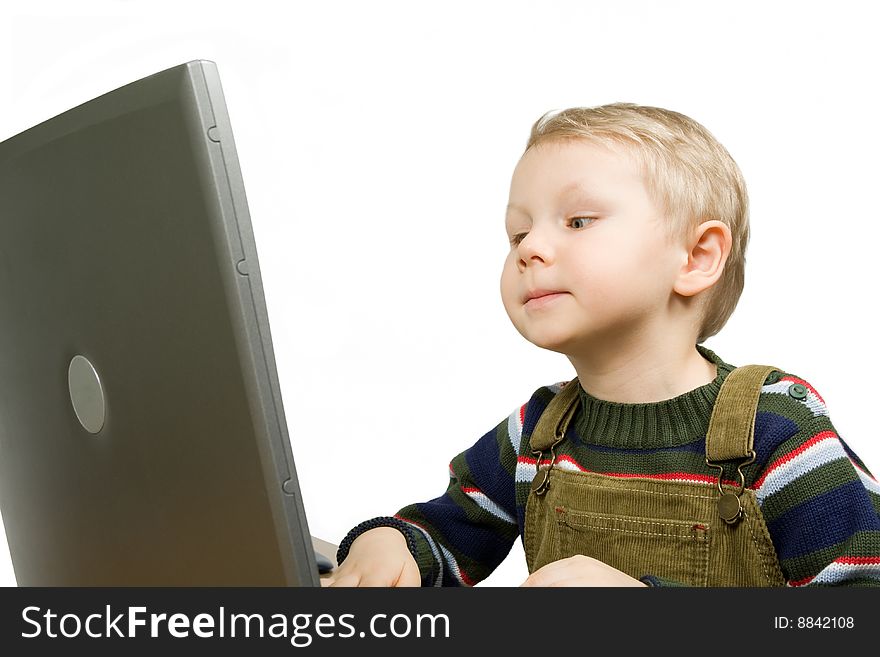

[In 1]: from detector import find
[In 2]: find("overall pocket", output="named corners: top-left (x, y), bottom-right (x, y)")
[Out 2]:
top-left (557, 507), bottom-right (711, 586)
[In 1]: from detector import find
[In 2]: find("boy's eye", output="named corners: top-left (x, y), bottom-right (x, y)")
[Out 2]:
top-left (509, 217), bottom-right (595, 247)
top-left (570, 216), bottom-right (595, 229)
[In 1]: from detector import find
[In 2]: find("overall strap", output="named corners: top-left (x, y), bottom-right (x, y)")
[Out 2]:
top-left (529, 378), bottom-right (581, 452)
top-left (705, 364), bottom-right (780, 462)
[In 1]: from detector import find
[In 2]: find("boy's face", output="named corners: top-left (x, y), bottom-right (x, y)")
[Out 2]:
top-left (500, 138), bottom-right (686, 355)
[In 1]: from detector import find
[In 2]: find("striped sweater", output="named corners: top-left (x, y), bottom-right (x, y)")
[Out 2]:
top-left (339, 345), bottom-right (880, 586)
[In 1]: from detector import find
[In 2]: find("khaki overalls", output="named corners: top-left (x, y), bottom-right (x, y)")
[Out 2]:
top-left (524, 365), bottom-right (786, 586)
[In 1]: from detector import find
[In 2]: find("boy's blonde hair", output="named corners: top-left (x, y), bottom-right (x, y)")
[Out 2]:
top-left (524, 102), bottom-right (748, 344)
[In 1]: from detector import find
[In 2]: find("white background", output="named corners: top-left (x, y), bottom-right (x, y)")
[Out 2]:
top-left (0, 0), bottom-right (878, 587)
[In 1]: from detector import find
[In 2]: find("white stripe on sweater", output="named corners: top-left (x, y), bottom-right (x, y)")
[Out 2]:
top-left (507, 405), bottom-right (524, 455)
top-left (515, 457), bottom-right (585, 483)
top-left (755, 436), bottom-right (845, 503)
top-left (796, 561), bottom-right (880, 586)
top-left (515, 460), bottom-right (537, 483)
top-left (507, 381), bottom-right (566, 456)
top-left (439, 544), bottom-right (468, 586)
top-left (761, 379), bottom-right (828, 417)
top-left (853, 463), bottom-right (880, 497)
top-left (462, 489), bottom-right (516, 524)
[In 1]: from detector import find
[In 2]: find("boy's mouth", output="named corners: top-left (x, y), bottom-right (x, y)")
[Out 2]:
top-left (523, 289), bottom-right (567, 304)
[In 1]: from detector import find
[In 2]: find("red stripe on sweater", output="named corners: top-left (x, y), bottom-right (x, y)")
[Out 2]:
top-left (752, 430), bottom-right (837, 490)
top-left (789, 574), bottom-right (812, 587)
top-left (602, 471), bottom-right (722, 485)
top-left (836, 556), bottom-right (880, 565)
top-left (519, 455), bottom-right (589, 471)
top-left (789, 555), bottom-right (880, 586)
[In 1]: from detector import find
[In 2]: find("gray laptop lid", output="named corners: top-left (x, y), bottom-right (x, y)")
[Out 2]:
top-left (0, 60), bottom-right (319, 586)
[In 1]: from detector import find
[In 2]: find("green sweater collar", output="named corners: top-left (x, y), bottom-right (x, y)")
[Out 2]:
top-left (572, 344), bottom-right (735, 449)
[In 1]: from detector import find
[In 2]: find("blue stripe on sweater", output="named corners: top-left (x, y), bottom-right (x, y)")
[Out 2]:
top-left (416, 494), bottom-right (513, 567)
top-left (465, 429), bottom-right (517, 518)
top-left (574, 438), bottom-right (706, 456)
top-left (768, 480), bottom-right (880, 560)
top-left (753, 411), bottom-right (800, 464)
top-left (521, 389), bottom-right (554, 441)
top-left (517, 506), bottom-right (526, 536)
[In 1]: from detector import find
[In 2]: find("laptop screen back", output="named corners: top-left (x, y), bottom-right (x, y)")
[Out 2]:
top-left (0, 60), bottom-right (318, 586)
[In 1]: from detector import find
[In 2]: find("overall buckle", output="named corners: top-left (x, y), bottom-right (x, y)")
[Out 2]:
top-left (530, 433), bottom-right (565, 496)
top-left (705, 450), bottom-right (756, 524)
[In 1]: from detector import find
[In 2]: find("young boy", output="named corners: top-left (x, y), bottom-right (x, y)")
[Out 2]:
top-left (324, 103), bottom-right (880, 587)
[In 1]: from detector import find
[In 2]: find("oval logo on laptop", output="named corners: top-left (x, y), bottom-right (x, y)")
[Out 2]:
top-left (68, 355), bottom-right (106, 434)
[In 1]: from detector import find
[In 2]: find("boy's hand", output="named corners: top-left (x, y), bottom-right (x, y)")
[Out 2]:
top-left (520, 555), bottom-right (647, 587)
top-left (321, 527), bottom-right (421, 587)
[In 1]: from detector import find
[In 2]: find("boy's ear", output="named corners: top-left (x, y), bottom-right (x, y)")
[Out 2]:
top-left (673, 220), bottom-right (732, 298)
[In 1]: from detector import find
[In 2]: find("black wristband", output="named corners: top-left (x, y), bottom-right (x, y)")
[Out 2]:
top-left (336, 516), bottom-right (419, 566)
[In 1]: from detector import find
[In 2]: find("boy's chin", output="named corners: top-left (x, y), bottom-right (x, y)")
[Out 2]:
top-left (520, 330), bottom-right (579, 355)
top-left (519, 323), bottom-right (624, 356)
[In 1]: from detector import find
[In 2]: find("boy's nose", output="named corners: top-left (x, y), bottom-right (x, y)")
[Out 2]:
top-left (517, 229), bottom-right (555, 268)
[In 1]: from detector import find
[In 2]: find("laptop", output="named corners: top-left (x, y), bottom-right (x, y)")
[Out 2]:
top-left (0, 60), bottom-right (322, 586)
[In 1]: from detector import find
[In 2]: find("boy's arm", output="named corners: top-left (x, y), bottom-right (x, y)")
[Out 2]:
top-left (755, 405), bottom-right (880, 587)
top-left (336, 406), bottom-right (524, 586)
